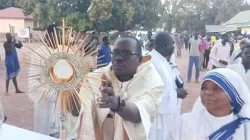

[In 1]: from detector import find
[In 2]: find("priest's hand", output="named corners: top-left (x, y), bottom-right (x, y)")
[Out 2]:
top-left (97, 74), bottom-right (119, 110)
top-left (176, 88), bottom-right (188, 99)
top-left (96, 74), bottom-right (141, 123)
top-left (97, 86), bottom-right (119, 110)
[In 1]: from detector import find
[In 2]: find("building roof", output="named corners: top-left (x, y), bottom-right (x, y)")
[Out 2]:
top-left (205, 25), bottom-right (237, 33)
top-left (224, 10), bottom-right (250, 26)
top-left (0, 7), bottom-right (33, 20)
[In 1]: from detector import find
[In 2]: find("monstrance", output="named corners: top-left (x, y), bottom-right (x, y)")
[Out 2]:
top-left (24, 19), bottom-right (104, 139)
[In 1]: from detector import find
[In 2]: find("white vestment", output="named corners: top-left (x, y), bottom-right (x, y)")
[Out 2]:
top-left (169, 61), bottom-right (183, 115)
top-left (169, 68), bottom-right (250, 140)
top-left (28, 48), bottom-right (60, 137)
top-left (69, 62), bottom-right (164, 140)
top-left (230, 49), bottom-right (242, 64)
top-left (170, 54), bottom-right (176, 64)
top-left (148, 49), bottom-right (178, 140)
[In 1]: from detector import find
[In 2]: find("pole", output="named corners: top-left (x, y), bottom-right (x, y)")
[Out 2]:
top-left (62, 19), bottom-right (65, 51)
top-left (60, 91), bottom-right (67, 140)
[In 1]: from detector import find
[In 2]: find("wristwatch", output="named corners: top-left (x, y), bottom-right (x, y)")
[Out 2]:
top-left (111, 96), bottom-right (126, 112)
top-left (120, 99), bottom-right (125, 108)
top-left (117, 98), bottom-right (126, 112)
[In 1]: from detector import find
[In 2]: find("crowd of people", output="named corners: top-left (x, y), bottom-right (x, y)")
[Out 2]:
top-left (2, 24), bottom-right (250, 139)
top-left (139, 31), bottom-right (250, 139)
top-left (162, 32), bottom-right (250, 84)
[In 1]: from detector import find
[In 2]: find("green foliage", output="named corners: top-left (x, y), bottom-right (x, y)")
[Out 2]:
top-left (159, 0), bottom-right (250, 32)
top-left (1, 0), bottom-right (250, 32)
top-left (1, 0), bottom-right (161, 32)
top-left (66, 12), bottom-right (93, 31)
top-left (88, 0), bottom-right (161, 32)
top-left (18, 0), bottom-right (92, 30)
top-left (88, 0), bottom-right (113, 22)
top-left (0, 0), bottom-right (19, 9)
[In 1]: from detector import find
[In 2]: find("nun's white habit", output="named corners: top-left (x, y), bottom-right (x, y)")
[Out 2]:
top-left (168, 69), bottom-right (250, 140)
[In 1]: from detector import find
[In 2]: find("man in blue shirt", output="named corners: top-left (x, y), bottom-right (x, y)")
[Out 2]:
top-left (97, 36), bottom-right (111, 67)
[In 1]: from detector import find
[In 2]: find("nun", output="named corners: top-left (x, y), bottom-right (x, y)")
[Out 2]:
top-left (168, 68), bottom-right (250, 139)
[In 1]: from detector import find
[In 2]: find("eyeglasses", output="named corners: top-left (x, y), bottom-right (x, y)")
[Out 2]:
top-left (111, 50), bottom-right (139, 59)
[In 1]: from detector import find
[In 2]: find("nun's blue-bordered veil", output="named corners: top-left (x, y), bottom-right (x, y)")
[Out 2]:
top-left (194, 68), bottom-right (250, 139)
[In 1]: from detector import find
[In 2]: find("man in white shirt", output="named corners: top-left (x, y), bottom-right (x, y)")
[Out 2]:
top-left (149, 32), bottom-right (183, 140)
top-left (210, 34), bottom-right (231, 69)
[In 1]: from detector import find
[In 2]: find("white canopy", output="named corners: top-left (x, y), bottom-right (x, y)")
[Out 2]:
top-left (205, 25), bottom-right (238, 33)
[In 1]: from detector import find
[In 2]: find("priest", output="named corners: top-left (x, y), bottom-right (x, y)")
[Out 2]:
top-left (68, 36), bottom-right (164, 140)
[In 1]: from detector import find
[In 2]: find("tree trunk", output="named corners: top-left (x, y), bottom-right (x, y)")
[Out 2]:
top-left (167, 15), bottom-right (173, 32)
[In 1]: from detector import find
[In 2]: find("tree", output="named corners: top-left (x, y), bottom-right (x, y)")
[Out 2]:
top-left (19, 0), bottom-right (92, 30)
top-left (88, 0), bottom-right (161, 32)
top-left (66, 12), bottom-right (93, 31)
top-left (213, 0), bottom-right (250, 24)
top-left (158, 0), bottom-right (184, 31)
top-left (88, 0), bottom-right (113, 22)
top-left (0, 0), bottom-right (19, 9)
top-left (57, 0), bottom-right (92, 31)
top-left (19, 0), bottom-right (56, 29)
top-left (158, 0), bottom-right (250, 32)
top-left (132, 0), bottom-right (161, 30)
top-left (6, 0), bottom-right (250, 33)
top-left (88, 0), bottom-right (132, 32)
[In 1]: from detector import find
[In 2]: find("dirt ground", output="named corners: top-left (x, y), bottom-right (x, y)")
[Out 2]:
top-left (0, 43), bottom-right (207, 131)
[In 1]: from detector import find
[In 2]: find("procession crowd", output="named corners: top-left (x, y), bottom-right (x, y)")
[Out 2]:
top-left (2, 24), bottom-right (250, 140)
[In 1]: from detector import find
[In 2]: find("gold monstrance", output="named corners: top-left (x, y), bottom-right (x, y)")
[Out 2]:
top-left (24, 19), bottom-right (104, 139)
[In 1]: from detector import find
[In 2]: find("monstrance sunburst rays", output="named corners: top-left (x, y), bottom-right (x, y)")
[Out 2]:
top-left (22, 19), bottom-right (106, 139)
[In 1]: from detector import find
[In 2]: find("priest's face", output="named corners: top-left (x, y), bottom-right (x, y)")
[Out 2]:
top-left (200, 80), bottom-right (231, 117)
top-left (112, 37), bottom-right (142, 82)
